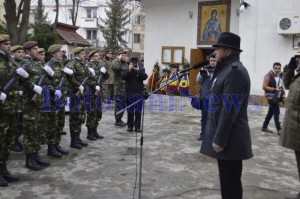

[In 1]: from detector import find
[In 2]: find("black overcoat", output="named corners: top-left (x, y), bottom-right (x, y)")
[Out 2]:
top-left (200, 55), bottom-right (253, 160)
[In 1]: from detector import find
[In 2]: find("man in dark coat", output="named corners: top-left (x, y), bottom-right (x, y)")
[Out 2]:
top-left (279, 50), bottom-right (300, 199)
top-left (200, 32), bottom-right (253, 199)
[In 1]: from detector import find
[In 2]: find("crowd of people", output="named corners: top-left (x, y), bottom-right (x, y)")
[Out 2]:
top-left (0, 33), bottom-right (147, 187)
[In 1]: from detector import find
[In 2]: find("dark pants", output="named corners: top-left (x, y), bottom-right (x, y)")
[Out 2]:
top-left (126, 94), bottom-right (143, 130)
top-left (295, 150), bottom-right (300, 182)
top-left (200, 101), bottom-right (208, 137)
top-left (262, 101), bottom-right (281, 130)
top-left (217, 159), bottom-right (243, 199)
top-left (114, 95), bottom-right (126, 121)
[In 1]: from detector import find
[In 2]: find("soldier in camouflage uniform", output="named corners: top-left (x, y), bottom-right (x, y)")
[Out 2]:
top-left (112, 50), bottom-right (128, 127)
top-left (36, 48), bottom-right (48, 145)
top-left (103, 50), bottom-right (114, 102)
top-left (20, 41), bottom-right (51, 170)
top-left (65, 47), bottom-right (90, 149)
top-left (10, 45), bottom-right (25, 152)
top-left (0, 34), bottom-right (21, 187)
top-left (45, 44), bottom-right (69, 158)
top-left (86, 50), bottom-right (109, 140)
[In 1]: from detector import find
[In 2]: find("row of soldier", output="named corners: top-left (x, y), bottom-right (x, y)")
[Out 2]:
top-left (0, 34), bottom-right (132, 187)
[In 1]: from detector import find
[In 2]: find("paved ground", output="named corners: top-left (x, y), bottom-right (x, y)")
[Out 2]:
top-left (1, 94), bottom-right (299, 199)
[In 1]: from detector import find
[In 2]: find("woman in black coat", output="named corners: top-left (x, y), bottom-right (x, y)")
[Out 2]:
top-left (121, 59), bottom-right (148, 132)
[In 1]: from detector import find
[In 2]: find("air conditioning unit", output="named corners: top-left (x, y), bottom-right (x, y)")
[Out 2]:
top-left (277, 15), bottom-right (300, 35)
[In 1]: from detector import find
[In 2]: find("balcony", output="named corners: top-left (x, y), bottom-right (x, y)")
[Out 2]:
top-left (80, 18), bottom-right (99, 28)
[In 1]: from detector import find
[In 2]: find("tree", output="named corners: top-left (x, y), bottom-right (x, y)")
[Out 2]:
top-left (100, 0), bottom-right (130, 53)
top-left (28, 0), bottom-right (56, 50)
top-left (4, 0), bottom-right (31, 45)
top-left (54, 0), bottom-right (59, 24)
top-left (70, 0), bottom-right (80, 26)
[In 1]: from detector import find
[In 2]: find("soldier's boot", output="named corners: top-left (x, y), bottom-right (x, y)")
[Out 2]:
top-left (70, 133), bottom-right (82, 149)
top-left (115, 119), bottom-right (127, 126)
top-left (47, 145), bottom-right (62, 158)
top-left (93, 127), bottom-right (104, 139)
top-left (77, 134), bottom-right (88, 147)
top-left (0, 162), bottom-right (19, 182)
top-left (35, 152), bottom-right (50, 166)
top-left (11, 138), bottom-right (23, 152)
top-left (87, 127), bottom-right (97, 141)
top-left (0, 174), bottom-right (8, 187)
top-left (55, 145), bottom-right (69, 155)
top-left (25, 153), bottom-right (42, 171)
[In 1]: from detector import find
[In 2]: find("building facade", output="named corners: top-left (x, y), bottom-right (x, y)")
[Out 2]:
top-left (141, 0), bottom-right (300, 95)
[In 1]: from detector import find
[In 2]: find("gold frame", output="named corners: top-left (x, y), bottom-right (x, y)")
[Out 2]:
top-left (161, 46), bottom-right (185, 64)
top-left (197, 0), bottom-right (231, 45)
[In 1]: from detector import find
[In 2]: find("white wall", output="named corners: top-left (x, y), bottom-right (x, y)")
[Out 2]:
top-left (142, 0), bottom-right (300, 95)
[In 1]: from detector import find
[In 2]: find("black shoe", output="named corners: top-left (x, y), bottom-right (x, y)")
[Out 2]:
top-left (25, 154), bottom-right (42, 171)
top-left (55, 145), bottom-right (69, 155)
top-left (47, 145), bottom-right (62, 158)
top-left (115, 120), bottom-right (127, 127)
top-left (135, 129), bottom-right (143, 133)
top-left (60, 131), bottom-right (67, 135)
top-left (70, 133), bottom-right (82, 149)
top-left (78, 138), bottom-right (88, 147)
top-left (197, 136), bottom-right (203, 141)
top-left (93, 127), bottom-right (104, 139)
top-left (127, 128), bottom-right (133, 132)
top-left (0, 162), bottom-right (19, 182)
top-left (87, 127), bottom-right (97, 141)
top-left (0, 175), bottom-right (8, 187)
top-left (35, 153), bottom-right (50, 166)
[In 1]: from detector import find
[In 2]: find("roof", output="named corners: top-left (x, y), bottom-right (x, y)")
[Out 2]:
top-left (55, 22), bottom-right (91, 47)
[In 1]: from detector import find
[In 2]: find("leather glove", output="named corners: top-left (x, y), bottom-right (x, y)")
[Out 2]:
top-left (33, 84), bottom-right (43, 95)
top-left (16, 68), bottom-right (29, 78)
top-left (78, 85), bottom-right (84, 94)
top-left (95, 85), bottom-right (100, 92)
top-left (100, 67), bottom-right (106, 74)
top-left (88, 67), bottom-right (95, 76)
top-left (63, 67), bottom-right (74, 75)
top-left (55, 89), bottom-right (62, 99)
top-left (43, 65), bottom-right (55, 77)
top-left (0, 92), bottom-right (7, 102)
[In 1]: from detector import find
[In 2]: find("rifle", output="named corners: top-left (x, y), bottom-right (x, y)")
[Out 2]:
top-left (2, 61), bottom-right (29, 93)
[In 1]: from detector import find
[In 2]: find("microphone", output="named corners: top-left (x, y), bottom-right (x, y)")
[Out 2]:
top-left (178, 60), bottom-right (209, 74)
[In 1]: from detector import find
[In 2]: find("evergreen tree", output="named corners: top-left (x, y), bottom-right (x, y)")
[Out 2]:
top-left (100, 0), bottom-right (130, 53)
top-left (29, 0), bottom-right (55, 50)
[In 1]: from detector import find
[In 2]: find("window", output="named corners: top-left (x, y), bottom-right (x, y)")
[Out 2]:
top-left (86, 30), bottom-right (97, 40)
top-left (162, 46), bottom-right (185, 64)
top-left (86, 8), bottom-right (97, 18)
top-left (133, 15), bottom-right (141, 25)
top-left (133, 34), bottom-right (140, 43)
top-left (68, 9), bottom-right (73, 19)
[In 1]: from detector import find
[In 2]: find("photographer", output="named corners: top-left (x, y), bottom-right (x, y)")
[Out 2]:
top-left (121, 58), bottom-right (148, 132)
top-left (195, 54), bottom-right (216, 140)
top-left (279, 51), bottom-right (300, 199)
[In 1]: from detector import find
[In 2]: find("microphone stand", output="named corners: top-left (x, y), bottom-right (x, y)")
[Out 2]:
top-left (118, 70), bottom-right (194, 199)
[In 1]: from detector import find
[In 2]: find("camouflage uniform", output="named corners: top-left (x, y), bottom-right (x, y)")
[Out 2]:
top-left (112, 60), bottom-right (127, 122)
top-left (103, 58), bottom-right (114, 101)
top-left (86, 60), bottom-right (109, 140)
top-left (10, 57), bottom-right (24, 152)
top-left (19, 54), bottom-right (50, 170)
top-left (66, 58), bottom-right (89, 149)
top-left (0, 51), bottom-right (19, 185)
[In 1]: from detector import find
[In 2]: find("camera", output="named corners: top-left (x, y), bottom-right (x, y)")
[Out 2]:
top-left (133, 62), bottom-right (138, 68)
top-left (200, 66), bottom-right (208, 76)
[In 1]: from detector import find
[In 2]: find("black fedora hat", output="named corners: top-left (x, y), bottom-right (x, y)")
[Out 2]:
top-left (212, 32), bottom-right (242, 52)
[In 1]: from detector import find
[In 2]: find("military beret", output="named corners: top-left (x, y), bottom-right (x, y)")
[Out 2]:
top-left (38, 48), bottom-right (45, 53)
top-left (0, 34), bottom-right (10, 43)
top-left (23, 41), bottom-right (38, 49)
top-left (118, 49), bottom-right (127, 55)
top-left (11, 45), bottom-right (23, 52)
top-left (88, 50), bottom-right (99, 58)
top-left (48, 44), bottom-right (62, 53)
top-left (72, 47), bottom-right (85, 54)
top-left (106, 50), bottom-right (112, 54)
